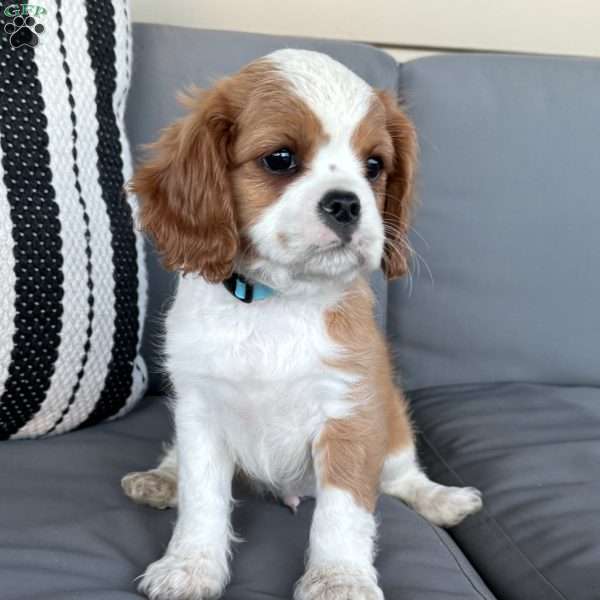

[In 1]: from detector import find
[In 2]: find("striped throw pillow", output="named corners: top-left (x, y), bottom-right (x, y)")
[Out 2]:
top-left (0, 0), bottom-right (147, 439)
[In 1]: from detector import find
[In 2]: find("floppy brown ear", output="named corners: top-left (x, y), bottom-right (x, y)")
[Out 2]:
top-left (377, 90), bottom-right (417, 279)
top-left (131, 86), bottom-right (239, 283)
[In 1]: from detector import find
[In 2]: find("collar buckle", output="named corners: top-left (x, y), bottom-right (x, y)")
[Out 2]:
top-left (224, 273), bottom-right (254, 303)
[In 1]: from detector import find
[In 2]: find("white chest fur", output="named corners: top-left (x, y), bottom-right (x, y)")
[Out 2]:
top-left (164, 276), bottom-right (355, 493)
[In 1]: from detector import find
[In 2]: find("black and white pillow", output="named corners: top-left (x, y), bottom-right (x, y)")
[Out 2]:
top-left (0, 0), bottom-right (147, 439)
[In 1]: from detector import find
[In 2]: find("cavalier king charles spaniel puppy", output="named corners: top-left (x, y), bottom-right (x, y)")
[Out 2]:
top-left (122, 49), bottom-right (482, 600)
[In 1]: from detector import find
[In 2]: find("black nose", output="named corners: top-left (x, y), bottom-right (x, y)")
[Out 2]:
top-left (318, 190), bottom-right (361, 241)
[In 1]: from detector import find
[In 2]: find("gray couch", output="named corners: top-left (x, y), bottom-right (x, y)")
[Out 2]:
top-left (1, 24), bottom-right (599, 600)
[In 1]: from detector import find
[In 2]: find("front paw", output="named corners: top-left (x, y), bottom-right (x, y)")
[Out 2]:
top-left (295, 565), bottom-right (383, 600)
top-left (138, 551), bottom-right (228, 600)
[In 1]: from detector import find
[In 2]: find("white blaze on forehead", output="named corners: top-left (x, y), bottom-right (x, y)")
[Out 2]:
top-left (267, 49), bottom-right (374, 137)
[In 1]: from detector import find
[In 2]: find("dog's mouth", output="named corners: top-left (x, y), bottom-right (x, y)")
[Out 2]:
top-left (307, 240), bottom-right (347, 256)
top-left (242, 234), bottom-right (372, 285)
top-left (302, 241), bottom-right (365, 274)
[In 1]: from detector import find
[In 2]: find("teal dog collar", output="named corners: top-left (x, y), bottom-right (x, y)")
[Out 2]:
top-left (223, 273), bottom-right (275, 303)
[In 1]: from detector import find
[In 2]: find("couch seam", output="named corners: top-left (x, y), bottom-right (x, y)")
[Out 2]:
top-left (407, 380), bottom-right (600, 397)
top-left (418, 431), bottom-right (569, 600)
top-left (422, 515), bottom-right (495, 600)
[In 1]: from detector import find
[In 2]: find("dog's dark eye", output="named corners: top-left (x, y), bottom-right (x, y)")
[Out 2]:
top-left (262, 148), bottom-right (297, 174)
top-left (365, 156), bottom-right (383, 181)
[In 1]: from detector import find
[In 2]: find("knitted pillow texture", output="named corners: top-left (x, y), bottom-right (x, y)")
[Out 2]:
top-left (0, 0), bottom-right (147, 439)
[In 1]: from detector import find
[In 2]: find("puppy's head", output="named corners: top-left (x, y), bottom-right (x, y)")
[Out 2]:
top-left (132, 50), bottom-right (416, 287)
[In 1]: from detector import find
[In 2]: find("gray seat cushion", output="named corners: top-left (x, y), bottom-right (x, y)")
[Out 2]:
top-left (127, 23), bottom-right (396, 394)
top-left (410, 383), bottom-right (600, 600)
top-left (390, 54), bottom-right (600, 391)
top-left (0, 396), bottom-right (495, 600)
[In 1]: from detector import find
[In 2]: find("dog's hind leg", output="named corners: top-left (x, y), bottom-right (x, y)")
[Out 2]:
top-left (381, 392), bottom-right (482, 527)
top-left (121, 444), bottom-right (178, 509)
top-left (381, 446), bottom-right (482, 526)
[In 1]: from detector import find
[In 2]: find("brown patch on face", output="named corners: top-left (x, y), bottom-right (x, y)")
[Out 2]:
top-left (230, 73), bottom-right (327, 231)
top-left (351, 99), bottom-right (394, 211)
top-left (130, 59), bottom-right (326, 280)
top-left (317, 277), bottom-right (414, 512)
top-left (351, 92), bottom-right (417, 279)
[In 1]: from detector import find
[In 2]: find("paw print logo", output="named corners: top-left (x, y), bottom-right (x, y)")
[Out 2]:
top-left (4, 16), bottom-right (45, 49)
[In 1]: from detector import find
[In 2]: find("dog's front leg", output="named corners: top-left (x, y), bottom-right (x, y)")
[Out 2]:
top-left (138, 388), bottom-right (235, 600)
top-left (295, 419), bottom-right (384, 600)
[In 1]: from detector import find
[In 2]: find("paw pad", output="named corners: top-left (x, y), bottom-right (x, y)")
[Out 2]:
top-left (4, 15), bottom-right (45, 48)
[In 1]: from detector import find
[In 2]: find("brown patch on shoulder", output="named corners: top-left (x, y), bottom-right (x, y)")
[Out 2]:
top-left (316, 277), bottom-right (414, 511)
top-left (316, 402), bottom-right (386, 513)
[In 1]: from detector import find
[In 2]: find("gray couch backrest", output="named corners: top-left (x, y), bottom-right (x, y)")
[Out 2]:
top-left (126, 24), bottom-right (600, 395)
top-left (391, 54), bottom-right (600, 390)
